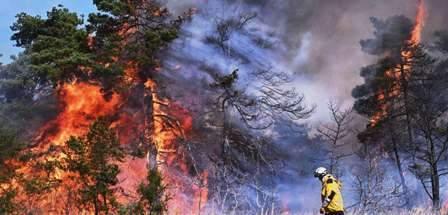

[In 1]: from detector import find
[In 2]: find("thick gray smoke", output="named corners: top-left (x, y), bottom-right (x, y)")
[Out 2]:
top-left (165, 0), bottom-right (448, 123)
top-left (159, 0), bottom-right (448, 213)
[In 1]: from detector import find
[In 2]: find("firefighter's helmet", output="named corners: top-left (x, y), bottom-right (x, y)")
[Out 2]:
top-left (314, 167), bottom-right (328, 178)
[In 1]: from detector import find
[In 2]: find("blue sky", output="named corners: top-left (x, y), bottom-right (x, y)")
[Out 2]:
top-left (0, 1), bottom-right (96, 64)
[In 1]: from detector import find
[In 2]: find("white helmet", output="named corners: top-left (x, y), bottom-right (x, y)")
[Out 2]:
top-left (314, 167), bottom-right (328, 178)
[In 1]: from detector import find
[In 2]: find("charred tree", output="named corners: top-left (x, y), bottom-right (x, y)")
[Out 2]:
top-left (353, 16), bottom-right (424, 204)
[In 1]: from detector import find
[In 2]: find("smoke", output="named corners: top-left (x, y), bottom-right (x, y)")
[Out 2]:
top-left (1, 0), bottom-right (447, 213)
top-left (157, 0), bottom-right (448, 212)
top-left (165, 0), bottom-right (448, 123)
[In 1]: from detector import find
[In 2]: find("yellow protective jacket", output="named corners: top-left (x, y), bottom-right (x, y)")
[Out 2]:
top-left (321, 174), bottom-right (344, 213)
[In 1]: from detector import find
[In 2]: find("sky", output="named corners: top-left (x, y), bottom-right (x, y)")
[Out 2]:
top-left (0, 0), bottom-right (96, 64)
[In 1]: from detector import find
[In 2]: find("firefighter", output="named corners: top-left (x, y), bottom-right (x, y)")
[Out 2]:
top-left (314, 167), bottom-right (344, 215)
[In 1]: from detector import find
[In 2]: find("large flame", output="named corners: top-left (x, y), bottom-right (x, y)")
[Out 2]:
top-left (410, 0), bottom-right (425, 44)
top-left (7, 73), bottom-right (207, 213)
top-left (145, 79), bottom-right (208, 214)
top-left (370, 0), bottom-right (425, 126)
top-left (6, 82), bottom-right (122, 213)
top-left (35, 82), bottom-right (121, 148)
top-left (4, 5), bottom-right (208, 214)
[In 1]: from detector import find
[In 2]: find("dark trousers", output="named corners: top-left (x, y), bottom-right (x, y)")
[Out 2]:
top-left (326, 212), bottom-right (344, 215)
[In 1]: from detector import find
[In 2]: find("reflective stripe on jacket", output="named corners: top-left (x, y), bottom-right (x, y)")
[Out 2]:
top-left (321, 174), bottom-right (344, 212)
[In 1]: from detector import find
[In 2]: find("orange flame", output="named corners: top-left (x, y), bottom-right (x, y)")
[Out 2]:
top-left (5, 9), bottom-right (206, 213)
top-left (370, 0), bottom-right (425, 126)
top-left (8, 77), bottom-right (207, 213)
top-left (35, 82), bottom-right (121, 148)
top-left (145, 79), bottom-right (208, 214)
top-left (4, 82), bottom-right (123, 213)
top-left (410, 0), bottom-right (425, 44)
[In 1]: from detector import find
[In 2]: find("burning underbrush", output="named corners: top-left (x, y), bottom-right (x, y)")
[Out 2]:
top-left (4, 76), bottom-right (210, 213)
top-left (3, 0), bottom-right (448, 214)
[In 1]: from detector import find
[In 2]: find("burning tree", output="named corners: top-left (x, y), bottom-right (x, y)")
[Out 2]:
top-left (353, 0), bottom-right (448, 210)
top-left (135, 168), bottom-right (169, 214)
top-left (62, 118), bottom-right (124, 214)
top-left (2, 0), bottom-right (197, 213)
top-left (0, 129), bottom-right (23, 214)
top-left (9, 0), bottom-right (448, 213)
top-left (352, 0), bottom-right (426, 206)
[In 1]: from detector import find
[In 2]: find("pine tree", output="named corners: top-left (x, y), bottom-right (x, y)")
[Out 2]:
top-left (0, 129), bottom-right (23, 214)
top-left (63, 118), bottom-right (124, 214)
top-left (352, 16), bottom-right (418, 203)
top-left (10, 1), bottom-right (181, 90)
top-left (137, 169), bottom-right (169, 215)
top-left (11, 6), bottom-right (93, 85)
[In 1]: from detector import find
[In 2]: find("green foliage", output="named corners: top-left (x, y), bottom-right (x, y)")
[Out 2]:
top-left (0, 54), bottom-right (36, 102)
top-left (137, 169), bottom-right (169, 215)
top-left (0, 98), bottom-right (57, 135)
top-left (0, 129), bottom-right (22, 164)
top-left (118, 202), bottom-right (144, 215)
top-left (0, 131), bottom-right (21, 214)
top-left (93, 0), bottom-right (131, 16)
top-left (23, 177), bottom-right (57, 195)
top-left (63, 118), bottom-right (124, 214)
top-left (0, 188), bottom-right (18, 214)
top-left (0, 53), bottom-right (57, 137)
top-left (11, 6), bottom-right (93, 85)
top-left (0, 129), bottom-right (23, 183)
top-left (116, 169), bottom-right (169, 215)
top-left (17, 151), bottom-right (35, 162)
top-left (0, 131), bottom-right (38, 215)
top-left (10, 1), bottom-right (181, 92)
top-left (10, 13), bottom-right (45, 47)
top-left (87, 0), bottom-right (180, 72)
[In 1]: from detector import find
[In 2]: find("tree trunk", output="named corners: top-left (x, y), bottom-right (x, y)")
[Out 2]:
top-left (392, 142), bottom-right (407, 191)
top-left (94, 197), bottom-right (99, 215)
top-left (428, 135), bottom-right (440, 210)
top-left (103, 193), bottom-right (109, 215)
top-left (431, 165), bottom-right (440, 210)
top-left (144, 85), bottom-right (158, 170)
top-left (399, 63), bottom-right (414, 152)
top-left (221, 98), bottom-right (229, 158)
top-left (389, 126), bottom-right (408, 196)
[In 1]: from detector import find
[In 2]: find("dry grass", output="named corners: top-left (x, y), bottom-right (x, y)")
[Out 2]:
top-left (281, 208), bottom-right (448, 215)
top-left (358, 208), bottom-right (448, 215)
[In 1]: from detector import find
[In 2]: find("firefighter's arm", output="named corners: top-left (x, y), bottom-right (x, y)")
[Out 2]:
top-left (322, 181), bottom-right (338, 208)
